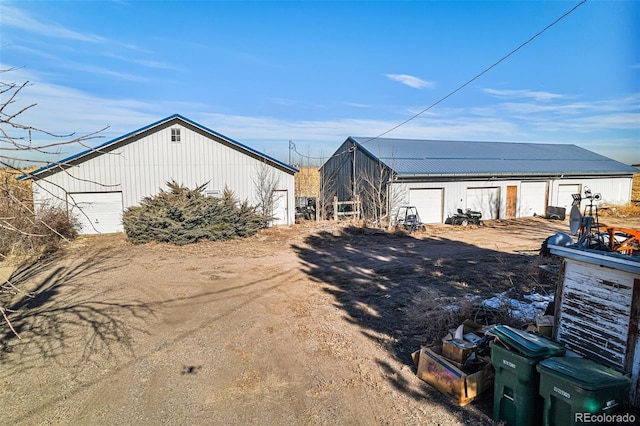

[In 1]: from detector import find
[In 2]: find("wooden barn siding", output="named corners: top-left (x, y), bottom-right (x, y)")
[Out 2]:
top-left (32, 122), bottom-right (295, 223)
top-left (556, 259), bottom-right (634, 369)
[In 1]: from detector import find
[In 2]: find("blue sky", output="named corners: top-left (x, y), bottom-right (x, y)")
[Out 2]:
top-left (1, 0), bottom-right (638, 166)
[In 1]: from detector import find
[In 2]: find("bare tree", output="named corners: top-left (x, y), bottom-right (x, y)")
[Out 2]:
top-left (318, 164), bottom-right (338, 221)
top-left (1, 68), bottom-right (107, 336)
top-left (356, 157), bottom-right (406, 229)
top-left (357, 161), bottom-right (391, 227)
top-left (252, 161), bottom-right (282, 224)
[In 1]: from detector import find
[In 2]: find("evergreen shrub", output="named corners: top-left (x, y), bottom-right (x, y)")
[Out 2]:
top-left (123, 181), bottom-right (267, 245)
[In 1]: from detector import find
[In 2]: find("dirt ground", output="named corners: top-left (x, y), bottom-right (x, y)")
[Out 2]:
top-left (2, 216), bottom-right (639, 425)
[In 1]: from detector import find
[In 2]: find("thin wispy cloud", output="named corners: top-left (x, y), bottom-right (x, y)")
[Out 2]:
top-left (5, 44), bottom-right (60, 61)
top-left (385, 74), bottom-right (435, 89)
top-left (343, 102), bottom-right (373, 108)
top-left (475, 95), bottom-right (640, 118)
top-left (4, 65), bottom-right (638, 164)
top-left (483, 88), bottom-right (565, 102)
top-left (0, 4), bottom-right (106, 43)
top-left (103, 53), bottom-right (186, 72)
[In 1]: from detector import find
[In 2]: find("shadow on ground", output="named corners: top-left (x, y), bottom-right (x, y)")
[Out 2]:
top-left (0, 249), bottom-right (153, 378)
top-left (292, 225), bottom-right (555, 421)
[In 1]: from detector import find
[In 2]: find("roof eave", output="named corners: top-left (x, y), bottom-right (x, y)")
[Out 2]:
top-left (20, 114), bottom-right (298, 180)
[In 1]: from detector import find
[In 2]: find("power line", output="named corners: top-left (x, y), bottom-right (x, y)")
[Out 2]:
top-left (289, 140), bottom-right (328, 161)
top-left (292, 0), bottom-right (587, 181)
top-left (359, 0), bottom-right (588, 145)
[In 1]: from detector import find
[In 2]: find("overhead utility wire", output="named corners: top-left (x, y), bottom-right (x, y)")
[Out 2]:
top-left (359, 0), bottom-right (588, 145)
top-left (291, 0), bottom-right (587, 163)
top-left (293, 0), bottom-right (587, 185)
top-left (289, 141), bottom-right (328, 160)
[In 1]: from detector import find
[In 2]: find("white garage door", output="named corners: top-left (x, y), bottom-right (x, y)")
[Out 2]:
top-left (555, 184), bottom-right (581, 211)
top-left (466, 187), bottom-right (499, 220)
top-left (68, 192), bottom-right (124, 235)
top-left (520, 182), bottom-right (547, 217)
top-left (409, 188), bottom-right (443, 223)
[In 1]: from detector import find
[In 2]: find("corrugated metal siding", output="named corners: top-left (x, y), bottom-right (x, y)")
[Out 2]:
top-left (33, 122), bottom-right (295, 225)
top-left (556, 259), bottom-right (635, 369)
top-left (320, 140), bottom-right (353, 202)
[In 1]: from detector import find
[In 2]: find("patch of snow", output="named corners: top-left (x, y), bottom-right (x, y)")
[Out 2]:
top-left (481, 292), bottom-right (553, 321)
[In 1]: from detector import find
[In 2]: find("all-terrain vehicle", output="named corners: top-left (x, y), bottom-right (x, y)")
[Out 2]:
top-left (450, 208), bottom-right (483, 226)
top-left (395, 206), bottom-right (427, 233)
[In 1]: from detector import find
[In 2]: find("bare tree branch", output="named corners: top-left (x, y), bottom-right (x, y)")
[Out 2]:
top-left (0, 68), bottom-right (112, 337)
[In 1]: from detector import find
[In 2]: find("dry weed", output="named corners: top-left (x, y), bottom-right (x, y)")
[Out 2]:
top-left (0, 167), bottom-right (77, 258)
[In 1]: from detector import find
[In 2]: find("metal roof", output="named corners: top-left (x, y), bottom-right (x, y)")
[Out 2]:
top-left (21, 114), bottom-right (298, 179)
top-left (349, 137), bottom-right (637, 176)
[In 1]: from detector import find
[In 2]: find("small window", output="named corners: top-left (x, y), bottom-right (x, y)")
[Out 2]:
top-left (171, 128), bottom-right (181, 142)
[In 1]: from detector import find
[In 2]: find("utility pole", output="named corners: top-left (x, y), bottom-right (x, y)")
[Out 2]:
top-left (288, 140), bottom-right (293, 165)
top-left (350, 143), bottom-right (357, 198)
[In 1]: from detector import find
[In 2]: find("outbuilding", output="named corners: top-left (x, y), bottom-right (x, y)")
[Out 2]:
top-left (24, 114), bottom-right (297, 234)
top-left (320, 137), bottom-right (636, 224)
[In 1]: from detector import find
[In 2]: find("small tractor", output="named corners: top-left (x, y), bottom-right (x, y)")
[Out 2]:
top-left (395, 206), bottom-right (427, 233)
top-left (450, 208), bottom-right (484, 226)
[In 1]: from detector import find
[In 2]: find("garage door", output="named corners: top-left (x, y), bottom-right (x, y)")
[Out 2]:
top-left (555, 184), bottom-right (581, 211)
top-left (68, 192), bottom-right (124, 235)
top-left (466, 187), bottom-right (499, 220)
top-left (409, 188), bottom-right (443, 223)
top-left (520, 182), bottom-right (547, 217)
top-left (272, 190), bottom-right (289, 226)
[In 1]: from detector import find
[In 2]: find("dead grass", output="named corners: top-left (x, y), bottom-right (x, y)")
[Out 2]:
top-left (598, 202), bottom-right (640, 218)
top-left (295, 167), bottom-right (320, 198)
top-left (406, 290), bottom-right (526, 345)
top-left (594, 174), bottom-right (640, 218)
top-left (0, 167), bottom-right (77, 258)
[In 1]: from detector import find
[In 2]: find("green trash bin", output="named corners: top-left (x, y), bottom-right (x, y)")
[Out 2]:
top-left (490, 325), bottom-right (565, 426)
top-left (537, 357), bottom-right (632, 426)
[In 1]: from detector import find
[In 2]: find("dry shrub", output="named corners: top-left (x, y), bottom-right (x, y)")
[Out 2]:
top-left (1, 168), bottom-right (79, 257)
top-left (598, 202), bottom-right (640, 218)
top-left (295, 166), bottom-right (320, 198)
top-left (632, 173), bottom-right (640, 201)
top-left (405, 292), bottom-right (477, 344)
top-left (406, 289), bottom-right (526, 345)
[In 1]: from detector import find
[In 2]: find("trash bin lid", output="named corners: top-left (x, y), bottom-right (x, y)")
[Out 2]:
top-left (537, 357), bottom-right (631, 391)
top-left (489, 325), bottom-right (565, 359)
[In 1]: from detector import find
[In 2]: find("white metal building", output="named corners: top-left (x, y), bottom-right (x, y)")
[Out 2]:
top-left (320, 137), bottom-right (637, 223)
top-left (24, 114), bottom-right (297, 234)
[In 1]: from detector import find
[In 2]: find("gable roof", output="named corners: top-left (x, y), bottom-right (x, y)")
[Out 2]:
top-left (21, 114), bottom-right (297, 179)
top-left (348, 137), bottom-right (637, 177)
